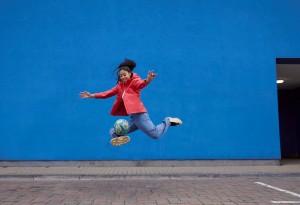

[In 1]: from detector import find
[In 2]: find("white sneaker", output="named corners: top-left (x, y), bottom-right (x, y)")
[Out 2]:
top-left (110, 136), bottom-right (130, 146)
top-left (168, 117), bottom-right (182, 126)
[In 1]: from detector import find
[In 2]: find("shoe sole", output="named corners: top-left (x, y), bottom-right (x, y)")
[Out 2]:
top-left (110, 136), bottom-right (130, 146)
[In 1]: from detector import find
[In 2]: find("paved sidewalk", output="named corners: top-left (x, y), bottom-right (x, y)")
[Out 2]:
top-left (1, 160), bottom-right (300, 180)
top-left (1, 177), bottom-right (300, 205)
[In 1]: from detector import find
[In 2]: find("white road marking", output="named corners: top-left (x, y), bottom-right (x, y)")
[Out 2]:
top-left (256, 182), bottom-right (300, 204)
top-left (255, 182), bottom-right (300, 198)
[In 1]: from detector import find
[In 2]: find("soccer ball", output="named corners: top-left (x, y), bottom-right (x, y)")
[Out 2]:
top-left (114, 119), bottom-right (130, 136)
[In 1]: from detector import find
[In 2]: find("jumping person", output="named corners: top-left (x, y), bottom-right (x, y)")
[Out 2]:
top-left (80, 59), bottom-right (182, 146)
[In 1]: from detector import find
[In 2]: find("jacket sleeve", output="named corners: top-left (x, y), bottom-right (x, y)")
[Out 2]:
top-left (94, 85), bottom-right (118, 99)
top-left (132, 77), bottom-right (149, 90)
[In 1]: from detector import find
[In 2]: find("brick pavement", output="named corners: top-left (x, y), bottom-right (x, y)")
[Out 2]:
top-left (0, 177), bottom-right (300, 205)
top-left (0, 160), bottom-right (300, 204)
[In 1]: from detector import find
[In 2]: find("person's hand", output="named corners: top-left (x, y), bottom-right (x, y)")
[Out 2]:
top-left (146, 70), bottom-right (158, 83)
top-left (80, 91), bottom-right (94, 98)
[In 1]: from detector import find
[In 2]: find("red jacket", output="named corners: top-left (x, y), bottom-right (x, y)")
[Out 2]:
top-left (95, 73), bottom-right (149, 116)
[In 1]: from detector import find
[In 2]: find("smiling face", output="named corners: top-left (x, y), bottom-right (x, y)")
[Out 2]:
top-left (119, 70), bottom-right (132, 83)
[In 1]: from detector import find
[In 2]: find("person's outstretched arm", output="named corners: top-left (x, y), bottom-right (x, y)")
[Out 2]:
top-left (80, 85), bottom-right (118, 99)
top-left (80, 91), bottom-right (96, 98)
top-left (145, 70), bottom-right (157, 84)
top-left (134, 70), bottom-right (158, 89)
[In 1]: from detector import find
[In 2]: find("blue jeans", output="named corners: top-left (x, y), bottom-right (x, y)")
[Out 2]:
top-left (109, 113), bottom-right (171, 139)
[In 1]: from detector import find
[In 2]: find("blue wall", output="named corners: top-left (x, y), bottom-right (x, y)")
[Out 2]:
top-left (1, 0), bottom-right (299, 160)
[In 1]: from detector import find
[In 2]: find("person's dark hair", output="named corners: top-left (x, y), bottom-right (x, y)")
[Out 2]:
top-left (113, 59), bottom-right (136, 82)
top-left (118, 59), bottom-right (136, 71)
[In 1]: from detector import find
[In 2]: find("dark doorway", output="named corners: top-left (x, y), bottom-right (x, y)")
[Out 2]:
top-left (276, 58), bottom-right (300, 158)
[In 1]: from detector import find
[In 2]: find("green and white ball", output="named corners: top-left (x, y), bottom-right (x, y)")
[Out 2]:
top-left (114, 119), bottom-right (130, 136)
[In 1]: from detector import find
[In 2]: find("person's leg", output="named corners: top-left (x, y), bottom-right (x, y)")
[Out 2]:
top-left (127, 117), bottom-right (139, 135)
top-left (132, 113), bottom-right (171, 139)
top-left (109, 114), bottom-right (182, 140)
top-left (109, 117), bottom-right (140, 146)
top-left (109, 118), bottom-right (139, 138)
top-left (109, 128), bottom-right (119, 138)
top-left (109, 124), bottom-right (131, 146)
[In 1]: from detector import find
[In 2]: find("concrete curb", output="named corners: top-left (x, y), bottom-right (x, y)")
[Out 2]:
top-left (0, 160), bottom-right (280, 167)
top-left (1, 172), bottom-right (300, 180)
top-left (1, 160), bottom-right (299, 180)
